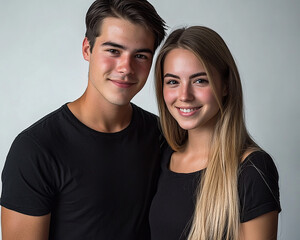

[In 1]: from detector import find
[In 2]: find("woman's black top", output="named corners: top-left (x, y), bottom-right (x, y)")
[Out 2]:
top-left (149, 147), bottom-right (281, 240)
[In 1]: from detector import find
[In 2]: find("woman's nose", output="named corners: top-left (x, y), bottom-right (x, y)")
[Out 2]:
top-left (179, 84), bottom-right (194, 102)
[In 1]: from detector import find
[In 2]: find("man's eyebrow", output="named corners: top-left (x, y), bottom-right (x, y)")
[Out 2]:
top-left (136, 48), bottom-right (153, 55)
top-left (101, 41), bottom-right (125, 49)
top-left (164, 73), bottom-right (180, 79)
top-left (101, 41), bottom-right (153, 55)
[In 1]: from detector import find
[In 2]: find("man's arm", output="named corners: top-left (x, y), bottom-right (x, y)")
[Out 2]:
top-left (239, 211), bottom-right (278, 240)
top-left (1, 207), bottom-right (51, 240)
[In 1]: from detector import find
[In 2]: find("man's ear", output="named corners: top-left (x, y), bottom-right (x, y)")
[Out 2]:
top-left (82, 37), bottom-right (91, 61)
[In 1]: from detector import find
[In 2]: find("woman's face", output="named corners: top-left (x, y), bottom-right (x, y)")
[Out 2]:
top-left (163, 48), bottom-right (224, 131)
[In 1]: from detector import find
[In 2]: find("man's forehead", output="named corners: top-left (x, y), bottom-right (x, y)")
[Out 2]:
top-left (96, 17), bottom-right (155, 52)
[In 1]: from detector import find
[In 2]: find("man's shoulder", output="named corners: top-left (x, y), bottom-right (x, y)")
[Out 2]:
top-left (20, 104), bottom-right (69, 141)
top-left (131, 103), bottom-right (159, 122)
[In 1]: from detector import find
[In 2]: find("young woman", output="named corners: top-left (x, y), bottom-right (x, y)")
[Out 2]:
top-left (149, 26), bottom-right (281, 240)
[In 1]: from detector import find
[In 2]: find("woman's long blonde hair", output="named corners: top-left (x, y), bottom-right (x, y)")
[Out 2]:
top-left (155, 26), bottom-right (259, 240)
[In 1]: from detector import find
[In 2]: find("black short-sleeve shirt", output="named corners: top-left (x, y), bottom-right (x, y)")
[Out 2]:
top-left (1, 103), bottom-right (163, 240)
top-left (149, 147), bottom-right (281, 240)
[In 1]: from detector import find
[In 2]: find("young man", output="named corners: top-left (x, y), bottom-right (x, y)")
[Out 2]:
top-left (0, 0), bottom-right (166, 239)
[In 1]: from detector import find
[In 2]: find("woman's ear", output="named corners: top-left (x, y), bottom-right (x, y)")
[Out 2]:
top-left (222, 84), bottom-right (228, 97)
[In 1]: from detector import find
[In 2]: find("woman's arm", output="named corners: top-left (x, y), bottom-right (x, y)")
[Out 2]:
top-left (239, 211), bottom-right (278, 240)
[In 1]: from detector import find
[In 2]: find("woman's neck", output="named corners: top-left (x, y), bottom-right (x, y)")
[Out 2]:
top-left (170, 127), bottom-right (214, 173)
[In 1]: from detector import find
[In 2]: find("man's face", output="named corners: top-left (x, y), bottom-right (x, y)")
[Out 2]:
top-left (83, 17), bottom-right (155, 107)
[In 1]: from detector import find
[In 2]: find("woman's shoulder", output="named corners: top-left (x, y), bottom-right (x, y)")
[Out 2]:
top-left (160, 143), bottom-right (174, 168)
top-left (239, 150), bottom-right (277, 174)
top-left (238, 150), bottom-right (280, 202)
top-left (238, 149), bottom-right (280, 203)
top-left (238, 150), bottom-right (281, 222)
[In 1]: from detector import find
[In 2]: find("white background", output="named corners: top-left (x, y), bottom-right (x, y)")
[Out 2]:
top-left (0, 0), bottom-right (299, 239)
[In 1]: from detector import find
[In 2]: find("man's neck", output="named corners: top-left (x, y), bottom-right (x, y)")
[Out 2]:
top-left (67, 90), bottom-right (133, 133)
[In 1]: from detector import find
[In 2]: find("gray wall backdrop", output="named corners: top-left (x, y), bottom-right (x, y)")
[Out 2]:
top-left (0, 0), bottom-right (299, 239)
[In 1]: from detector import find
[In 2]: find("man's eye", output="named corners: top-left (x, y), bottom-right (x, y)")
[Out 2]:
top-left (107, 49), bottom-right (119, 54)
top-left (135, 54), bottom-right (147, 59)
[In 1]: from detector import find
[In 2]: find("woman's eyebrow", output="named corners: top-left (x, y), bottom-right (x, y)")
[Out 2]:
top-left (164, 73), bottom-right (180, 79)
top-left (189, 72), bottom-right (207, 79)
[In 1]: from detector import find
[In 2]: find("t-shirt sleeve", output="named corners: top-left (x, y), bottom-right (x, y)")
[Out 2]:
top-left (1, 133), bottom-right (56, 216)
top-left (238, 151), bottom-right (281, 222)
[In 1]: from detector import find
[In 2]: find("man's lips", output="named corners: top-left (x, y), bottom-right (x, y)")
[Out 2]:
top-left (109, 79), bottom-right (136, 88)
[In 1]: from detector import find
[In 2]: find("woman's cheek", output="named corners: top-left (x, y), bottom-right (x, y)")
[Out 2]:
top-left (163, 88), bottom-right (177, 105)
top-left (196, 88), bottom-right (216, 104)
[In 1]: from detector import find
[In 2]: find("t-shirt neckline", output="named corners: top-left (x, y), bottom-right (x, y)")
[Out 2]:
top-left (62, 102), bottom-right (137, 137)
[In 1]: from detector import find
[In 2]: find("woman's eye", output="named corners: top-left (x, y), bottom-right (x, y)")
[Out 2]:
top-left (195, 79), bottom-right (208, 84)
top-left (166, 80), bottom-right (178, 85)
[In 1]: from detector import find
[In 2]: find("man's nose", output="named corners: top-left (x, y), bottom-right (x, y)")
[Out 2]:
top-left (117, 54), bottom-right (134, 75)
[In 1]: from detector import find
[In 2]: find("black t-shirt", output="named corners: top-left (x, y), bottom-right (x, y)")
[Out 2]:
top-left (1, 103), bottom-right (163, 240)
top-left (149, 146), bottom-right (281, 240)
